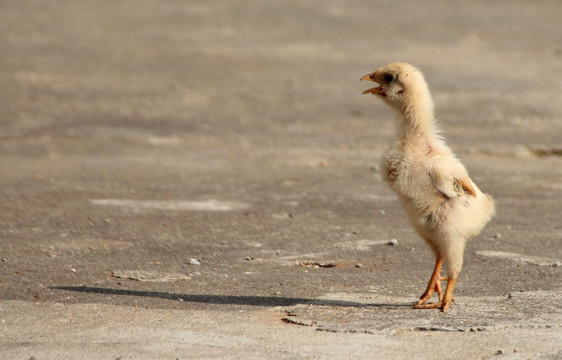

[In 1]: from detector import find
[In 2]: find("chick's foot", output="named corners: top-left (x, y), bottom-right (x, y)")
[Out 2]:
top-left (414, 278), bottom-right (457, 312)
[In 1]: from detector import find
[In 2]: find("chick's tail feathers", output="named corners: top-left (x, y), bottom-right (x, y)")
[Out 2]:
top-left (455, 183), bottom-right (495, 239)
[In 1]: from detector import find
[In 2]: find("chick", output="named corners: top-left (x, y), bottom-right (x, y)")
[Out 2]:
top-left (360, 62), bottom-right (495, 312)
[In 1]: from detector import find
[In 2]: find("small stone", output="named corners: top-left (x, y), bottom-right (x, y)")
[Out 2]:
top-left (380, 210), bottom-right (386, 215)
top-left (356, 263), bottom-right (364, 268)
top-left (188, 258), bottom-right (200, 266)
top-left (387, 239), bottom-right (398, 246)
top-left (272, 213), bottom-right (292, 219)
top-left (494, 233), bottom-right (502, 239)
top-left (496, 349), bottom-right (503, 355)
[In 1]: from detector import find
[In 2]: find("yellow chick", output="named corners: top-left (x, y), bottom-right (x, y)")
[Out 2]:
top-left (361, 62), bottom-right (495, 312)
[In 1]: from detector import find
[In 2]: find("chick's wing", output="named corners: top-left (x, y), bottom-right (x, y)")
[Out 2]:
top-left (428, 155), bottom-right (475, 199)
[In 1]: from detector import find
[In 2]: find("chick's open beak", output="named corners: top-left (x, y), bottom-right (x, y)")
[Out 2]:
top-left (360, 72), bottom-right (385, 97)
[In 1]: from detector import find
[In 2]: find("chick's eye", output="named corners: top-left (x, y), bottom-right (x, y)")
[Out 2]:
top-left (384, 74), bottom-right (394, 83)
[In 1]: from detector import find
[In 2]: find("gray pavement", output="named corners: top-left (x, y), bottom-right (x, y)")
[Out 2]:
top-left (1, 1), bottom-right (561, 359)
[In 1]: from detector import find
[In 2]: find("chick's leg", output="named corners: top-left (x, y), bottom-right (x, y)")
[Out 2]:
top-left (414, 257), bottom-right (445, 307)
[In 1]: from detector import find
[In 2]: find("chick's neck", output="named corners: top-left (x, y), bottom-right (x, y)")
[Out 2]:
top-left (396, 91), bottom-right (439, 150)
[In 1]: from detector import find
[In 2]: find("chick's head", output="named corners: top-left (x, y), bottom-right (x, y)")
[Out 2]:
top-left (361, 62), bottom-right (431, 114)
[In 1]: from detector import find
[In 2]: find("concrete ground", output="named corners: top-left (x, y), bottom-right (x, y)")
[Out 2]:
top-left (1, 1), bottom-right (561, 359)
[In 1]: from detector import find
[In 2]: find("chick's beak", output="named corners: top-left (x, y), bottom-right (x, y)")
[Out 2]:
top-left (360, 72), bottom-right (385, 97)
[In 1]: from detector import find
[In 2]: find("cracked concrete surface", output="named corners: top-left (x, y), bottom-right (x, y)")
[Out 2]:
top-left (281, 290), bottom-right (562, 334)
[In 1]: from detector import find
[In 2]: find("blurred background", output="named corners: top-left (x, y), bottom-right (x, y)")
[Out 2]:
top-left (1, 0), bottom-right (560, 148)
